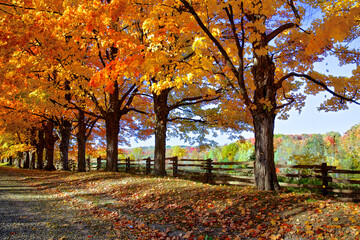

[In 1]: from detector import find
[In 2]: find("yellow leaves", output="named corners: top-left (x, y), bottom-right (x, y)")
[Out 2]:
top-left (259, 98), bottom-right (273, 111)
top-left (248, 33), bottom-right (261, 44)
top-left (305, 5), bottom-right (360, 55)
top-left (28, 89), bottom-right (48, 102)
top-left (210, 28), bottom-right (221, 38)
top-left (254, 47), bottom-right (269, 56)
top-left (192, 36), bottom-right (208, 53)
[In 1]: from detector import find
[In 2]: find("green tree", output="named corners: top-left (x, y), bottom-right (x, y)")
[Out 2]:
top-left (221, 143), bottom-right (239, 162)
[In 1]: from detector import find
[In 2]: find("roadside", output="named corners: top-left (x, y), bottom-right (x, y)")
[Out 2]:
top-left (0, 167), bottom-right (120, 240)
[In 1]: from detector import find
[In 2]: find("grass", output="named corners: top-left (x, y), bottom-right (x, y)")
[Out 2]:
top-left (1, 166), bottom-right (360, 239)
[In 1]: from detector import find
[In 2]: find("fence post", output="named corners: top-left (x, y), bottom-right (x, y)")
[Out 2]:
top-left (146, 157), bottom-right (151, 175)
top-left (172, 156), bottom-right (178, 177)
top-left (97, 157), bottom-right (101, 170)
top-left (125, 157), bottom-right (131, 173)
top-left (205, 158), bottom-right (213, 184)
top-left (321, 162), bottom-right (329, 196)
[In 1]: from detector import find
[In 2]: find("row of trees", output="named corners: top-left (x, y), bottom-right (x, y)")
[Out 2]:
top-left (0, 0), bottom-right (359, 190)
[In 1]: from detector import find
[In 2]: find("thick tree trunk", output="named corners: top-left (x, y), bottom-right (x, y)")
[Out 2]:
top-left (77, 109), bottom-right (87, 172)
top-left (154, 118), bottom-right (167, 176)
top-left (8, 156), bottom-right (13, 166)
top-left (23, 151), bottom-right (30, 169)
top-left (43, 121), bottom-right (57, 171)
top-left (251, 49), bottom-right (280, 191)
top-left (253, 113), bottom-right (280, 190)
top-left (104, 113), bottom-right (120, 172)
top-left (153, 89), bottom-right (170, 176)
top-left (59, 119), bottom-right (71, 171)
top-left (36, 129), bottom-right (45, 169)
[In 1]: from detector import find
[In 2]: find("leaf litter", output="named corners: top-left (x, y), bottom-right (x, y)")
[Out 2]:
top-left (2, 166), bottom-right (360, 239)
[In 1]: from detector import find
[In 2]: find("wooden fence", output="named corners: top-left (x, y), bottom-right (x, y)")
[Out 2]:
top-left (87, 157), bottom-right (360, 201)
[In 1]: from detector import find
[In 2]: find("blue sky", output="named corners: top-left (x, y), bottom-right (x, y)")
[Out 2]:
top-left (129, 56), bottom-right (359, 147)
top-left (130, 97), bottom-right (360, 147)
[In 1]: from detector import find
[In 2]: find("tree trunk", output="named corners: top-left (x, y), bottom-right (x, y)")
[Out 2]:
top-left (59, 119), bottom-right (72, 171)
top-left (253, 113), bottom-right (280, 190)
top-left (154, 118), bottom-right (167, 176)
top-left (43, 121), bottom-right (57, 171)
top-left (153, 89), bottom-right (170, 176)
top-left (77, 109), bottom-right (87, 172)
top-left (29, 129), bottom-right (37, 169)
top-left (36, 129), bottom-right (45, 169)
top-left (8, 156), bottom-right (13, 166)
top-left (23, 151), bottom-right (30, 169)
top-left (16, 152), bottom-right (22, 168)
top-left (251, 48), bottom-right (280, 191)
top-left (104, 113), bottom-right (120, 172)
top-left (29, 151), bottom-right (36, 169)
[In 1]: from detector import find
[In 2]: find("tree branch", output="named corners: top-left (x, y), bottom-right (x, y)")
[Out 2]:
top-left (279, 72), bottom-right (360, 105)
top-left (179, 0), bottom-right (239, 78)
top-left (0, 2), bottom-right (62, 15)
top-left (265, 22), bottom-right (296, 44)
top-left (276, 87), bottom-right (295, 109)
top-left (168, 117), bottom-right (206, 124)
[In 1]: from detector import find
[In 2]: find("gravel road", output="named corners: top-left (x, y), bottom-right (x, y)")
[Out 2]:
top-left (0, 168), bottom-right (117, 240)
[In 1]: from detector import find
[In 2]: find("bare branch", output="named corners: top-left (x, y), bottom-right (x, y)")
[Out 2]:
top-left (279, 72), bottom-right (360, 105)
top-left (276, 87), bottom-right (295, 109)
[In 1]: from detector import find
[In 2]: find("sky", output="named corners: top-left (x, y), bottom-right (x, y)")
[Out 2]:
top-left (129, 95), bottom-right (360, 148)
top-left (129, 55), bottom-right (359, 148)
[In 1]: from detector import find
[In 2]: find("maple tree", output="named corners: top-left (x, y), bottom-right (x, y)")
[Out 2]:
top-left (162, 0), bottom-right (360, 190)
top-left (140, 2), bottom-right (251, 176)
top-left (0, 0), bottom-right (152, 172)
top-left (51, 0), bottom-right (154, 172)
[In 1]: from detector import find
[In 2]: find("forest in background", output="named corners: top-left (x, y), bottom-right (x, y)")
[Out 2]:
top-left (122, 122), bottom-right (360, 171)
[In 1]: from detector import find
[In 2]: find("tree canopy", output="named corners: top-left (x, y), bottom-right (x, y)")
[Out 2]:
top-left (0, 0), bottom-right (359, 190)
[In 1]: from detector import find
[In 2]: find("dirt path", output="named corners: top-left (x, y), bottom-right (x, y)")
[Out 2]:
top-left (0, 168), bottom-right (117, 240)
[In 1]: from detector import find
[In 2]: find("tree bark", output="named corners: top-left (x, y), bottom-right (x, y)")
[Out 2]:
top-left (36, 129), bottom-right (45, 169)
top-left (29, 129), bottom-right (37, 169)
top-left (104, 112), bottom-right (120, 172)
top-left (153, 89), bottom-right (170, 176)
top-left (104, 83), bottom-right (121, 172)
top-left (29, 151), bottom-right (36, 169)
top-left (251, 51), bottom-right (280, 191)
top-left (23, 151), bottom-right (30, 169)
top-left (43, 121), bottom-right (57, 171)
top-left (77, 109), bottom-right (87, 172)
top-left (16, 152), bottom-right (22, 168)
top-left (59, 119), bottom-right (72, 171)
top-left (8, 156), bottom-right (13, 166)
top-left (253, 113), bottom-right (280, 190)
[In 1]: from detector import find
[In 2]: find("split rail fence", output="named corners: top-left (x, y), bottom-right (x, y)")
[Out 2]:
top-left (83, 157), bottom-right (360, 201)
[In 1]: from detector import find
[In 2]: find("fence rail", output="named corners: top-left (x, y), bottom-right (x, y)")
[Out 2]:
top-left (86, 157), bottom-right (360, 201)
